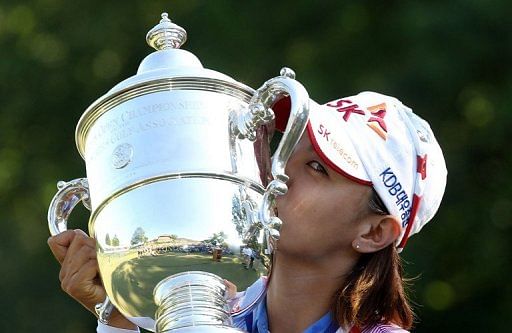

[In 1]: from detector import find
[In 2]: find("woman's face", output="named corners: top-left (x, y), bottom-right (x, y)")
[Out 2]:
top-left (275, 134), bottom-right (373, 259)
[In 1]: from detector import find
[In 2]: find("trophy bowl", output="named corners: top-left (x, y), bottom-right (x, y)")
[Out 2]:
top-left (48, 13), bottom-right (309, 332)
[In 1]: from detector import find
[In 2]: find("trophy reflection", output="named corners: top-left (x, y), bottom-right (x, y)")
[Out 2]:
top-left (48, 13), bottom-right (309, 332)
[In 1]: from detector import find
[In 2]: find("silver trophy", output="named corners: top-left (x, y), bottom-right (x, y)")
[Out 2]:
top-left (48, 13), bottom-right (309, 332)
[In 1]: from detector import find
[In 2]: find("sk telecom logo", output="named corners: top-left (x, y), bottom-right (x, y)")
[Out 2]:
top-left (366, 103), bottom-right (388, 140)
top-left (325, 99), bottom-right (389, 140)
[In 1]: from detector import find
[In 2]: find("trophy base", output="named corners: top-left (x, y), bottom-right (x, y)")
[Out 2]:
top-left (154, 271), bottom-right (244, 332)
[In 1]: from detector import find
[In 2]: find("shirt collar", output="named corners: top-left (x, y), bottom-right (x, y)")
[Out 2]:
top-left (252, 296), bottom-right (339, 333)
top-left (253, 295), bottom-right (269, 332)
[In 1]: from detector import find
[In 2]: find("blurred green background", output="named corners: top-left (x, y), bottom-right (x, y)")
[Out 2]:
top-left (0, 0), bottom-right (510, 331)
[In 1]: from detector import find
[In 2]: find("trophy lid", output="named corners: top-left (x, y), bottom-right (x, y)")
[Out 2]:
top-left (76, 12), bottom-right (254, 158)
top-left (107, 12), bottom-right (243, 93)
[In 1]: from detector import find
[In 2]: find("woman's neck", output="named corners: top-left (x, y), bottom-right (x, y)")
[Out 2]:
top-left (266, 250), bottom-right (358, 333)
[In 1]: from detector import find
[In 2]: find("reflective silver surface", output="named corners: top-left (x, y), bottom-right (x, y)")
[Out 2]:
top-left (48, 13), bottom-right (310, 332)
top-left (93, 176), bottom-right (268, 321)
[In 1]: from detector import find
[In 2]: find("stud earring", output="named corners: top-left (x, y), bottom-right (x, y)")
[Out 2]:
top-left (355, 243), bottom-right (360, 249)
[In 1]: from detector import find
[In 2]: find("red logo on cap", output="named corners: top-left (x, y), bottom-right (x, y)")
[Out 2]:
top-left (417, 154), bottom-right (427, 180)
top-left (366, 103), bottom-right (388, 140)
top-left (326, 99), bottom-right (365, 121)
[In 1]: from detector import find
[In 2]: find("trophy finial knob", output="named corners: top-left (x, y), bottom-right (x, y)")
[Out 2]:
top-left (280, 67), bottom-right (296, 79)
top-left (146, 12), bottom-right (187, 51)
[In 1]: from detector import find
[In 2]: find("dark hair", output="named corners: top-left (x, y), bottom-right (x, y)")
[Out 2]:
top-left (331, 189), bottom-right (414, 329)
top-left (368, 188), bottom-right (389, 216)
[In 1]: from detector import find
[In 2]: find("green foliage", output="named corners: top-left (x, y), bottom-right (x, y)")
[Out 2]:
top-left (0, 0), bottom-right (510, 331)
top-left (130, 227), bottom-right (148, 245)
top-left (206, 232), bottom-right (229, 248)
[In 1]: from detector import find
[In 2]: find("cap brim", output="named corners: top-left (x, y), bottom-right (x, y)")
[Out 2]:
top-left (273, 97), bottom-right (371, 186)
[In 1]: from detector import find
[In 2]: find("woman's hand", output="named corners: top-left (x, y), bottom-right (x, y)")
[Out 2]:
top-left (48, 229), bottom-right (137, 330)
top-left (223, 279), bottom-right (238, 300)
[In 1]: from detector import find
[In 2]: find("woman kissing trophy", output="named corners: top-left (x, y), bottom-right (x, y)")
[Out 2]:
top-left (47, 13), bottom-right (310, 332)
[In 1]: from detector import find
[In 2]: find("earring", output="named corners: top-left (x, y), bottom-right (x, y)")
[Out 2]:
top-left (355, 243), bottom-right (360, 249)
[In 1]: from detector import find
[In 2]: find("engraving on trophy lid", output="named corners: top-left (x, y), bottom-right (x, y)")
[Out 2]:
top-left (112, 143), bottom-right (133, 169)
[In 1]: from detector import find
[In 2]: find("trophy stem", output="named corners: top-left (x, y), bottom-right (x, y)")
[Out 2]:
top-left (154, 271), bottom-right (243, 332)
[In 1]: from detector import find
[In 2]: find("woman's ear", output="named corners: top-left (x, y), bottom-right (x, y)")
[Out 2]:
top-left (352, 216), bottom-right (401, 253)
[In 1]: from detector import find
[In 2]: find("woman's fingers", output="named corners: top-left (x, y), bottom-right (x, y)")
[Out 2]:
top-left (59, 241), bottom-right (96, 284)
top-left (48, 230), bottom-right (139, 329)
top-left (63, 259), bottom-right (106, 309)
top-left (47, 230), bottom-right (77, 264)
top-left (223, 279), bottom-right (238, 299)
top-left (59, 231), bottom-right (95, 281)
top-left (49, 229), bottom-right (105, 312)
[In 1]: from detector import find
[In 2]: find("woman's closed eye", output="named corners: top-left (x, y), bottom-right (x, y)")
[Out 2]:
top-left (307, 161), bottom-right (328, 175)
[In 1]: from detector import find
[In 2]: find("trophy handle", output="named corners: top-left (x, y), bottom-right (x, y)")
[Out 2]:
top-left (252, 67), bottom-right (310, 242)
top-left (47, 178), bottom-right (91, 236)
top-left (47, 178), bottom-right (115, 324)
